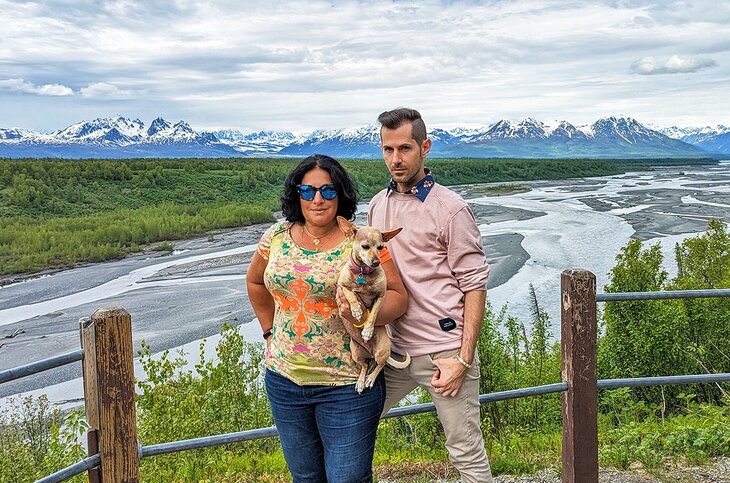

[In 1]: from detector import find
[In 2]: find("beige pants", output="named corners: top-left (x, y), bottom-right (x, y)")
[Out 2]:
top-left (382, 348), bottom-right (493, 483)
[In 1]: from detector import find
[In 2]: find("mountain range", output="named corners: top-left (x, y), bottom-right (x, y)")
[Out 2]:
top-left (1, 115), bottom-right (727, 159)
top-left (656, 125), bottom-right (730, 155)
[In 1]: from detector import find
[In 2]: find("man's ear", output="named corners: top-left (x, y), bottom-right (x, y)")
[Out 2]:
top-left (381, 227), bottom-right (402, 242)
top-left (421, 138), bottom-right (432, 157)
top-left (337, 216), bottom-right (358, 237)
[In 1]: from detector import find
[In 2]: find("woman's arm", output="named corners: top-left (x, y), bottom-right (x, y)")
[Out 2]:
top-left (246, 251), bottom-right (275, 339)
top-left (374, 258), bottom-right (408, 326)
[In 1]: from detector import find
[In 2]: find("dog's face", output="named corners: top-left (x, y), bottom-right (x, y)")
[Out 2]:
top-left (337, 216), bottom-right (402, 268)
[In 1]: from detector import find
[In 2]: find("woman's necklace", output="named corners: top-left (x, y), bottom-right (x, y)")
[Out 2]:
top-left (301, 223), bottom-right (337, 246)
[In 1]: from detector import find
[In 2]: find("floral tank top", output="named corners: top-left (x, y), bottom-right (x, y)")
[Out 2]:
top-left (258, 221), bottom-right (359, 386)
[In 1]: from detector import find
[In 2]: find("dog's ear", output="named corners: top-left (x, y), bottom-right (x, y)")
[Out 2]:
top-left (381, 227), bottom-right (402, 242)
top-left (337, 216), bottom-right (358, 237)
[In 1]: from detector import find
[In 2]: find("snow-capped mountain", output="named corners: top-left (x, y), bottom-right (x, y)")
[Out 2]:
top-left (278, 124), bottom-right (382, 158)
top-left (658, 125), bottom-right (730, 154)
top-left (0, 115), bottom-right (720, 159)
top-left (215, 129), bottom-right (300, 156)
top-left (0, 127), bottom-right (43, 140)
top-left (658, 125), bottom-right (728, 143)
top-left (0, 116), bottom-right (239, 158)
top-left (274, 116), bottom-right (706, 159)
top-left (55, 116), bottom-right (146, 145)
top-left (430, 116), bottom-right (705, 158)
top-left (486, 118), bottom-right (547, 140)
top-left (144, 119), bottom-right (219, 145)
top-left (546, 121), bottom-right (588, 141)
top-left (589, 116), bottom-right (665, 143)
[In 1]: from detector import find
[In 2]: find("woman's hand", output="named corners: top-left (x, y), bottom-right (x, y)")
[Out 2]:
top-left (336, 287), bottom-right (361, 324)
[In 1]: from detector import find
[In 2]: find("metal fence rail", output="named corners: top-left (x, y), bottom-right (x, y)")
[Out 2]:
top-left (141, 427), bottom-right (279, 458)
top-left (0, 349), bottom-right (84, 384)
top-left (598, 372), bottom-right (730, 389)
top-left (137, 374), bottom-right (730, 461)
top-left (597, 288), bottom-right (730, 302)
top-left (384, 383), bottom-right (570, 419)
top-left (35, 454), bottom-right (100, 483)
top-left (3, 281), bottom-right (728, 483)
top-left (138, 382), bottom-right (572, 458)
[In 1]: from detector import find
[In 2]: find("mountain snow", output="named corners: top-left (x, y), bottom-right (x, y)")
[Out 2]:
top-left (0, 115), bottom-right (723, 158)
top-left (215, 129), bottom-right (301, 155)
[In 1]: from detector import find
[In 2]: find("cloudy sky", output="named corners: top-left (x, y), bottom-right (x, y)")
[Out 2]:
top-left (1, 0), bottom-right (728, 133)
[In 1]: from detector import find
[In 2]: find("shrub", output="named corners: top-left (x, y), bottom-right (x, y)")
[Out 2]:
top-left (0, 395), bottom-right (87, 482)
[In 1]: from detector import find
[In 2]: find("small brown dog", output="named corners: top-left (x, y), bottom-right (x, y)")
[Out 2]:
top-left (336, 216), bottom-right (410, 393)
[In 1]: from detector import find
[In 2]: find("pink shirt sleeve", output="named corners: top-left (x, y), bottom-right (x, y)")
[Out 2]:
top-left (444, 206), bottom-right (490, 292)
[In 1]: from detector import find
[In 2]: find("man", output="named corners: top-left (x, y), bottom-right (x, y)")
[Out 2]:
top-left (368, 107), bottom-right (492, 483)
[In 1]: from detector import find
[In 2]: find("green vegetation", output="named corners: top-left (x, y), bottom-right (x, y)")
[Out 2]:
top-left (599, 219), bottom-right (730, 406)
top-left (2, 161), bottom-right (728, 481)
top-left (0, 157), bottom-right (715, 276)
top-left (135, 324), bottom-right (286, 481)
top-left (0, 395), bottom-right (87, 483)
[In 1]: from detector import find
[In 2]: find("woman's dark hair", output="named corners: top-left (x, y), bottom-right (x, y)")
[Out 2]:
top-left (281, 154), bottom-right (360, 223)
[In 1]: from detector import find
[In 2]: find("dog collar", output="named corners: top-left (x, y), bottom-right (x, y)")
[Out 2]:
top-left (349, 255), bottom-right (376, 284)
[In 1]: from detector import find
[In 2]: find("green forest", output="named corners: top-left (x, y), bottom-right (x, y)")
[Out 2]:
top-left (0, 156), bottom-right (714, 277)
top-left (2, 219), bottom-right (729, 482)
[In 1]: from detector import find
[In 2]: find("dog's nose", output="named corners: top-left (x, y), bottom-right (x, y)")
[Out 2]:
top-left (371, 259), bottom-right (380, 267)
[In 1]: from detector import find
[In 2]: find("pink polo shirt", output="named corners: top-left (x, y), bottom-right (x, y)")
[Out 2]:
top-left (368, 183), bottom-right (490, 356)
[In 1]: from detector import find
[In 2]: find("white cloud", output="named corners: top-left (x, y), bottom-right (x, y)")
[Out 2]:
top-left (80, 82), bottom-right (134, 99)
top-left (0, 78), bottom-right (74, 96)
top-left (0, 0), bottom-right (728, 130)
top-left (631, 55), bottom-right (717, 75)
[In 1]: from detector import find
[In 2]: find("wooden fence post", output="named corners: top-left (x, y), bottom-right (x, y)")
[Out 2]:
top-left (561, 269), bottom-right (598, 483)
top-left (81, 308), bottom-right (140, 482)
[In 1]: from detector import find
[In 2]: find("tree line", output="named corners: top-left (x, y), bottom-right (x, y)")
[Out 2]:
top-left (0, 157), bottom-right (715, 276)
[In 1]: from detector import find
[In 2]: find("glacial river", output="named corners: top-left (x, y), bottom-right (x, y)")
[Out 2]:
top-left (1, 162), bottom-right (729, 408)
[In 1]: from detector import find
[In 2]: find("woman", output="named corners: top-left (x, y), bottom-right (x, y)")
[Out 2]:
top-left (246, 154), bottom-right (408, 482)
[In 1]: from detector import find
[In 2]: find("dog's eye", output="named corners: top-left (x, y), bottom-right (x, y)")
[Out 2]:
top-left (377, 245), bottom-right (384, 250)
top-left (361, 244), bottom-right (370, 249)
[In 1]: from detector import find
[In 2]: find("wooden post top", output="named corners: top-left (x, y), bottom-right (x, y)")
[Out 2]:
top-left (90, 307), bottom-right (131, 320)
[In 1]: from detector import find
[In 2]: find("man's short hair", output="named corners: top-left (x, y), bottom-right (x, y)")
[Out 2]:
top-left (378, 107), bottom-right (427, 145)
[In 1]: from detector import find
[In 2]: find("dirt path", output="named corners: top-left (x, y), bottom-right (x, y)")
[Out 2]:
top-left (375, 457), bottom-right (730, 482)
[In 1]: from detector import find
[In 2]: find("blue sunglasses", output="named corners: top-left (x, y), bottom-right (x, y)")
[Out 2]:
top-left (297, 184), bottom-right (338, 201)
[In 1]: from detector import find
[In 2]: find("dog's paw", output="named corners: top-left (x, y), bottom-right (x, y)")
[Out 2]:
top-left (361, 325), bottom-right (373, 341)
top-left (365, 376), bottom-right (375, 389)
top-left (356, 381), bottom-right (365, 393)
top-left (351, 305), bottom-right (363, 321)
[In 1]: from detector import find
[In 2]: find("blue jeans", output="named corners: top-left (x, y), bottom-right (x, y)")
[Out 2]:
top-left (265, 369), bottom-right (385, 483)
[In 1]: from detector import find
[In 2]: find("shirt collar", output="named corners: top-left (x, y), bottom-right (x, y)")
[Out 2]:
top-left (386, 168), bottom-right (435, 202)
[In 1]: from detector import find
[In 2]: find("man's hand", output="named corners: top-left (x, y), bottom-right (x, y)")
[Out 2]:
top-left (431, 356), bottom-right (469, 397)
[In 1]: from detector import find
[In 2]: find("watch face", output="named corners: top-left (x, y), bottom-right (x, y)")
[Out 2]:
top-left (438, 318), bottom-right (456, 331)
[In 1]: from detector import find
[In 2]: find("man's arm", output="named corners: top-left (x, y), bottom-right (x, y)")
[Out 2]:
top-left (431, 289), bottom-right (486, 397)
top-left (458, 289), bottom-right (486, 367)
